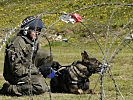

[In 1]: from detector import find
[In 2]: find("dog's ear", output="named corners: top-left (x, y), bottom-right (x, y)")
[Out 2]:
top-left (81, 50), bottom-right (89, 61)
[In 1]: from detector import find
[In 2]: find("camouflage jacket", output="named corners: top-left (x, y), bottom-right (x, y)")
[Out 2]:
top-left (3, 35), bottom-right (39, 84)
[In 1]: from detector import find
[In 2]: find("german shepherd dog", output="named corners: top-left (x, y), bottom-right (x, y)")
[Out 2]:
top-left (50, 51), bottom-right (102, 94)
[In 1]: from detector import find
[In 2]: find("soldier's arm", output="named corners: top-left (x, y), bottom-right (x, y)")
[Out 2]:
top-left (8, 46), bottom-right (38, 77)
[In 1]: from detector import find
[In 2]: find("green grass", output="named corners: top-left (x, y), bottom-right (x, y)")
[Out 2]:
top-left (0, 43), bottom-right (132, 100)
top-left (0, 38), bottom-right (132, 100)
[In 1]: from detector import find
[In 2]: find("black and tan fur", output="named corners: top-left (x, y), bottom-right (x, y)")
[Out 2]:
top-left (50, 51), bottom-right (102, 94)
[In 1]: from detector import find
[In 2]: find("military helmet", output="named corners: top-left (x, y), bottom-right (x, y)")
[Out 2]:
top-left (21, 16), bottom-right (45, 35)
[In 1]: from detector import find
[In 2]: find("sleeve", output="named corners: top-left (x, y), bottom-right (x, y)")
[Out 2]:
top-left (8, 45), bottom-right (38, 77)
top-left (7, 46), bottom-right (28, 77)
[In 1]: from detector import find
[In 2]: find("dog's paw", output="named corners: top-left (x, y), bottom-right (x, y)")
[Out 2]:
top-left (88, 89), bottom-right (96, 94)
top-left (78, 89), bottom-right (84, 94)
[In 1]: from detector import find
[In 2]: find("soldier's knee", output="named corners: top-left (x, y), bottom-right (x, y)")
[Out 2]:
top-left (35, 49), bottom-right (53, 67)
top-left (32, 84), bottom-right (49, 95)
top-left (37, 49), bottom-right (53, 59)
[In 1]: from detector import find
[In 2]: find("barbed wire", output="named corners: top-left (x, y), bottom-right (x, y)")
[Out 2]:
top-left (102, 5), bottom-right (120, 64)
top-left (109, 29), bottom-right (133, 63)
top-left (0, 27), bottom-right (18, 51)
top-left (106, 18), bottom-right (133, 63)
top-left (80, 22), bottom-right (104, 55)
top-left (107, 67), bottom-right (125, 100)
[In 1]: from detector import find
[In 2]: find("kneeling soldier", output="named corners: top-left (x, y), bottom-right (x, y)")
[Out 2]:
top-left (0, 16), bottom-right (53, 96)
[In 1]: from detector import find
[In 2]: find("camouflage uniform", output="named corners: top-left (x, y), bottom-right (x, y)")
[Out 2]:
top-left (1, 33), bottom-right (53, 96)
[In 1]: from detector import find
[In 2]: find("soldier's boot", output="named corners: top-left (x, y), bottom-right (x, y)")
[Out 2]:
top-left (0, 82), bottom-right (10, 95)
top-left (0, 82), bottom-right (22, 96)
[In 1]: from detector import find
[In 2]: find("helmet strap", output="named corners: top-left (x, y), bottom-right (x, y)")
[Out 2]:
top-left (23, 26), bottom-right (29, 35)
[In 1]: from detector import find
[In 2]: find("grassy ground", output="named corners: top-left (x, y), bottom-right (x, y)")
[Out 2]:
top-left (0, 42), bottom-right (132, 100)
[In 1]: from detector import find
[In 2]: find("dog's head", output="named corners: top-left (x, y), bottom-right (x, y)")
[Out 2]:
top-left (81, 51), bottom-right (102, 74)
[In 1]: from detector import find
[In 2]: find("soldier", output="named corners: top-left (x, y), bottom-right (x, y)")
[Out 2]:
top-left (0, 16), bottom-right (55, 96)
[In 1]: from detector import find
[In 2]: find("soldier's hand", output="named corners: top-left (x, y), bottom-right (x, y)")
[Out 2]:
top-left (39, 67), bottom-right (51, 78)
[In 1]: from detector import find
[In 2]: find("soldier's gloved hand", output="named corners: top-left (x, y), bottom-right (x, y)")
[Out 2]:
top-left (51, 61), bottom-right (61, 71)
top-left (47, 68), bottom-right (55, 78)
top-left (39, 67), bottom-right (52, 78)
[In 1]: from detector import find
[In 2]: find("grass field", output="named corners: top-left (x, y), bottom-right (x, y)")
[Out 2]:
top-left (0, 41), bottom-right (132, 100)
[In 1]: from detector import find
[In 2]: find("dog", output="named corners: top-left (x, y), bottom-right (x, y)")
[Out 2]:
top-left (50, 51), bottom-right (102, 94)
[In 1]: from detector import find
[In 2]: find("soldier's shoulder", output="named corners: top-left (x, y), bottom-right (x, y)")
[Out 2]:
top-left (14, 36), bottom-right (25, 44)
top-left (8, 36), bottom-right (25, 48)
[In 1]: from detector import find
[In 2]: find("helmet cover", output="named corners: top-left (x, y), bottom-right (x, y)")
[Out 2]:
top-left (21, 16), bottom-right (45, 32)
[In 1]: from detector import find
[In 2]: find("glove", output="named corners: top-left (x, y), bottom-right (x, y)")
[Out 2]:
top-left (39, 66), bottom-right (51, 78)
top-left (46, 68), bottom-right (55, 78)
